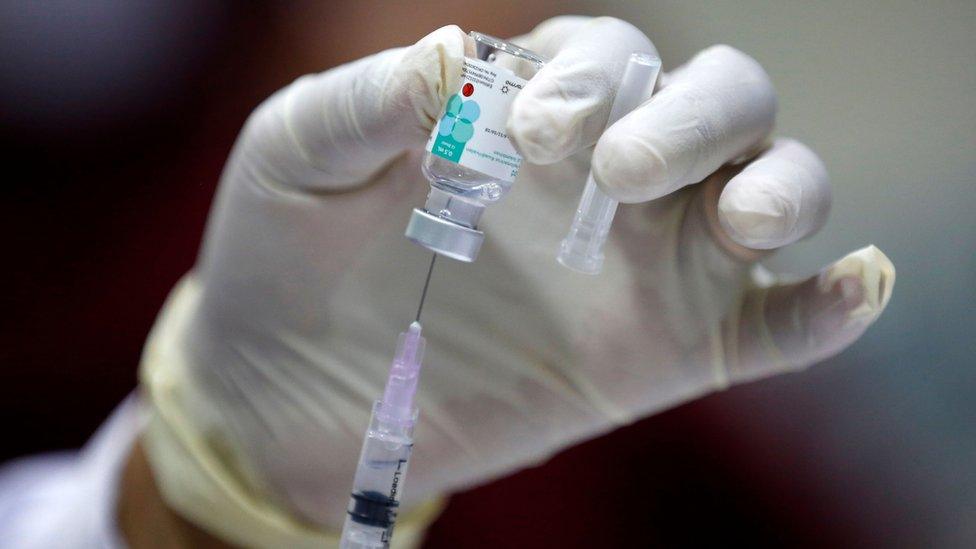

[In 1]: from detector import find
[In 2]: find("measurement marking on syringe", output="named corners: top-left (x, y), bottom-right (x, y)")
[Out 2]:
top-left (389, 458), bottom-right (408, 502)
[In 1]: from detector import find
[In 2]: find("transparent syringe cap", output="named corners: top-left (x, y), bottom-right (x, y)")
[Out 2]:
top-left (557, 51), bottom-right (661, 275)
top-left (557, 174), bottom-right (618, 274)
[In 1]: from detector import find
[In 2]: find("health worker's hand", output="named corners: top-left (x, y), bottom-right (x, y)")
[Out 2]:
top-left (138, 16), bottom-right (895, 542)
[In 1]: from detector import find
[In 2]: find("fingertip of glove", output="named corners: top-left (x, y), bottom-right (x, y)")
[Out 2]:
top-left (409, 25), bottom-right (471, 75)
top-left (507, 86), bottom-right (581, 165)
top-left (397, 26), bottom-right (471, 129)
top-left (717, 179), bottom-right (800, 250)
top-left (418, 24), bottom-right (470, 48)
top-left (819, 244), bottom-right (896, 325)
top-left (590, 130), bottom-right (670, 203)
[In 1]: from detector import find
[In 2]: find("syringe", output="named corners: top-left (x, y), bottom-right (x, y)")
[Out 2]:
top-left (339, 253), bottom-right (437, 548)
top-left (339, 321), bottom-right (427, 548)
top-left (557, 52), bottom-right (661, 274)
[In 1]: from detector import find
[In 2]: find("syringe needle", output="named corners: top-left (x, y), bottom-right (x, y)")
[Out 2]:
top-left (415, 253), bottom-right (437, 322)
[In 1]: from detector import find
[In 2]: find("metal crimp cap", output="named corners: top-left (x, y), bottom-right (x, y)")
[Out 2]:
top-left (405, 208), bottom-right (484, 262)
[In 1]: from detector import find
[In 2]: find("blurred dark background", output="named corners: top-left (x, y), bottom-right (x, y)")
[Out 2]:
top-left (1, 1), bottom-right (973, 547)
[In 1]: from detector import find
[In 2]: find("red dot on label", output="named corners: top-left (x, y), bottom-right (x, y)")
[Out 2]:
top-left (462, 83), bottom-right (474, 97)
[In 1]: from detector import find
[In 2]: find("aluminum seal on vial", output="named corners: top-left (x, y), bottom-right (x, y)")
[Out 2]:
top-left (405, 208), bottom-right (484, 262)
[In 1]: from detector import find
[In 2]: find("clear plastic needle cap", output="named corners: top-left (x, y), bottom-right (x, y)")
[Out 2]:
top-left (558, 52), bottom-right (661, 274)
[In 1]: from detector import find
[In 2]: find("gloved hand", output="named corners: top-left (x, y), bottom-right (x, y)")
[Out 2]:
top-left (139, 15), bottom-right (895, 546)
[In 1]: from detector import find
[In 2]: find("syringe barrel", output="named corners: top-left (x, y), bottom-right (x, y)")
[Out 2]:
top-left (557, 52), bottom-right (661, 274)
top-left (340, 401), bottom-right (416, 549)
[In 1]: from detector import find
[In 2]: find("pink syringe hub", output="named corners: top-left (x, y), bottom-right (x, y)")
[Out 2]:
top-left (379, 321), bottom-right (426, 424)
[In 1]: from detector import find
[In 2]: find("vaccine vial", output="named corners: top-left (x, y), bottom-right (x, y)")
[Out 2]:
top-left (405, 31), bottom-right (546, 262)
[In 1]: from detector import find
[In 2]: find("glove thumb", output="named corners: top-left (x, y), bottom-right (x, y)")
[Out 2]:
top-left (241, 25), bottom-right (472, 191)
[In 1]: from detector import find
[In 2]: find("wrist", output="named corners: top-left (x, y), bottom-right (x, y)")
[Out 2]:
top-left (118, 441), bottom-right (232, 549)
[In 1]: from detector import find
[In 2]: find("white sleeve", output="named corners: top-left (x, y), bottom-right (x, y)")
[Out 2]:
top-left (0, 395), bottom-right (143, 549)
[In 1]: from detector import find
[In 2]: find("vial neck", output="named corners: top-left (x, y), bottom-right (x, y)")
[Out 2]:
top-left (424, 187), bottom-right (485, 229)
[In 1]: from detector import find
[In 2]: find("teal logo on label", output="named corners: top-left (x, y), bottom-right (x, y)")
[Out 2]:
top-left (431, 94), bottom-right (480, 163)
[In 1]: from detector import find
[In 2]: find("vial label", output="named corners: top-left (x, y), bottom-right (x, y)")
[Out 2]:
top-left (426, 58), bottom-right (527, 183)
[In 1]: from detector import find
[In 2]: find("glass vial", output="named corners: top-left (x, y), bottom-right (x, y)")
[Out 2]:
top-left (405, 31), bottom-right (546, 262)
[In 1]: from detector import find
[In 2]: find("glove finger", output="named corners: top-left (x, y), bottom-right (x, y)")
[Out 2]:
top-left (725, 245), bottom-right (895, 385)
top-left (507, 16), bottom-right (658, 165)
top-left (592, 45), bottom-right (777, 203)
top-left (717, 138), bottom-right (831, 250)
top-left (244, 25), bottom-right (472, 191)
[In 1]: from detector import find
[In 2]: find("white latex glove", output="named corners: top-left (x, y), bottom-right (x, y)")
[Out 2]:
top-left (139, 16), bottom-right (895, 546)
